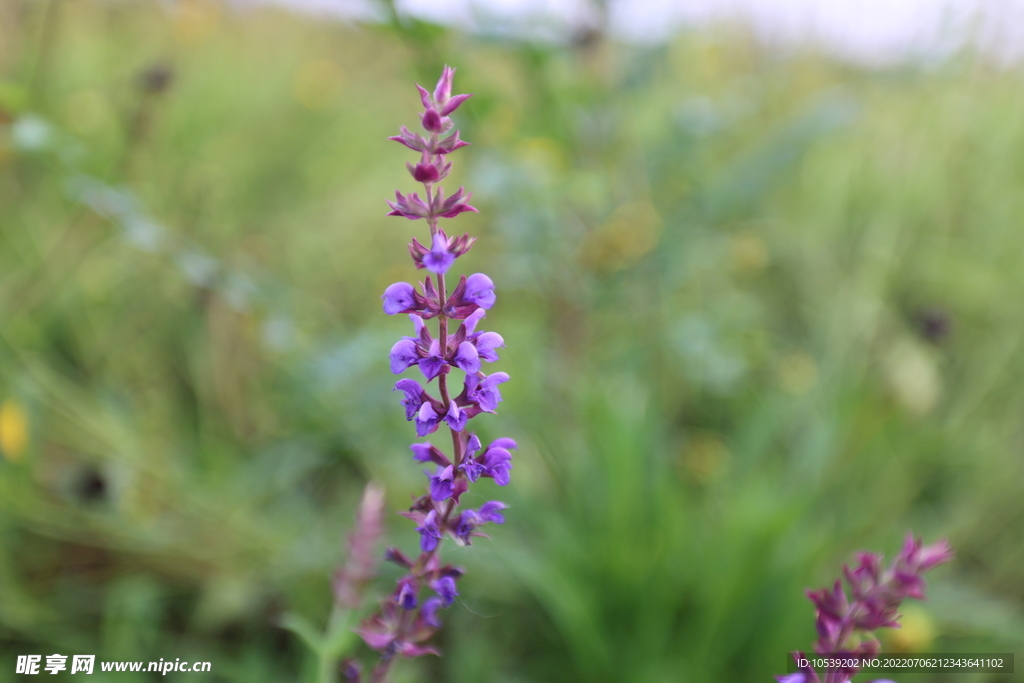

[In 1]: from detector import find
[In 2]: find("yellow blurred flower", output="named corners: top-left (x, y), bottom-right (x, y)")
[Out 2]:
top-left (0, 399), bottom-right (29, 462)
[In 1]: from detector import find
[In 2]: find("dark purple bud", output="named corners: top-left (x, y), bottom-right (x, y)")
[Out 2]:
top-left (420, 339), bottom-right (447, 381)
top-left (416, 402), bottom-right (440, 436)
top-left (408, 158), bottom-right (440, 184)
top-left (341, 659), bottom-right (362, 682)
top-left (454, 342), bottom-right (480, 374)
top-left (396, 576), bottom-right (418, 610)
top-left (410, 442), bottom-right (450, 466)
top-left (415, 510), bottom-right (442, 552)
top-left (384, 547), bottom-right (413, 569)
top-left (444, 401), bottom-right (467, 432)
top-left (429, 465), bottom-right (455, 501)
top-left (431, 576), bottom-right (458, 606)
top-left (390, 338), bottom-right (420, 374)
top-left (422, 597), bottom-right (443, 628)
top-left (423, 232), bottom-right (455, 274)
top-left (421, 108), bottom-right (443, 133)
top-left (464, 273), bottom-right (496, 309)
top-left (394, 379), bottom-right (425, 421)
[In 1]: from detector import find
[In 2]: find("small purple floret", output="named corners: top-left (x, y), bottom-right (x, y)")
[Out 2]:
top-left (415, 510), bottom-right (442, 552)
top-left (382, 282), bottom-right (416, 315)
top-left (390, 338), bottom-right (420, 374)
top-left (464, 273), bottom-right (495, 309)
top-left (432, 576), bottom-right (458, 606)
top-left (423, 233), bottom-right (456, 274)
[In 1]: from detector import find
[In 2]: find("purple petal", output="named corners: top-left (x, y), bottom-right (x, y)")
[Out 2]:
top-left (422, 597), bottom-right (443, 628)
top-left (475, 331), bottom-right (504, 362)
top-left (454, 341), bottom-right (480, 374)
top-left (432, 576), bottom-right (458, 606)
top-left (416, 402), bottom-right (439, 436)
top-left (389, 338), bottom-right (420, 374)
top-left (382, 282), bottom-right (416, 315)
top-left (423, 233), bottom-right (455, 274)
top-left (445, 401), bottom-right (467, 432)
top-left (465, 273), bottom-right (495, 309)
top-left (394, 379), bottom-right (424, 421)
top-left (440, 93), bottom-right (471, 116)
top-left (478, 501), bottom-right (507, 524)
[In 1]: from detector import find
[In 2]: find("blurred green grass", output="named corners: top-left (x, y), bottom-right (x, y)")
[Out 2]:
top-left (1, 2), bottom-right (1023, 681)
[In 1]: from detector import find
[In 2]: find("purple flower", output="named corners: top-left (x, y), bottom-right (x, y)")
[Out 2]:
top-left (454, 341), bottom-right (480, 374)
top-left (382, 282), bottom-right (418, 315)
top-left (474, 332), bottom-right (505, 362)
top-left (465, 372), bottom-right (510, 412)
top-left (781, 536), bottom-right (953, 683)
top-left (420, 339), bottom-right (447, 382)
top-left (394, 379), bottom-right (425, 421)
top-left (444, 401), bottom-right (467, 432)
top-left (422, 597), bottom-right (443, 628)
top-left (416, 402), bottom-right (439, 436)
top-left (431, 576), bottom-right (458, 606)
top-left (390, 338), bottom-right (420, 374)
top-left (465, 273), bottom-right (495, 308)
top-left (429, 465), bottom-right (455, 501)
top-left (423, 232), bottom-right (456, 274)
top-left (415, 510), bottom-right (442, 552)
top-left (396, 576), bottom-right (418, 610)
top-left (477, 501), bottom-right (507, 524)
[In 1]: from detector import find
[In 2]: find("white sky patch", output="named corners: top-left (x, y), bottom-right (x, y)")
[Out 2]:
top-left (263, 0), bottom-right (1024, 65)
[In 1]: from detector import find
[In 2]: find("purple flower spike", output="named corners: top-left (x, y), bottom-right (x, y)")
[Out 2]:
top-left (424, 232), bottom-right (456, 274)
top-left (415, 510), bottom-right (442, 552)
top-left (390, 338), bottom-right (420, 374)
top-left (454, 341), bottom-right (480, 374)
top-left (416, 402), bottom-right (439, 436)
top-left (779, 537), bottom-right (953, 683)
top-left (394, 379), bottom-right (425, 421)
top-left (364, 66), bottom-right (512, 671)
top-left (464, 273), bottom-right (496, 309)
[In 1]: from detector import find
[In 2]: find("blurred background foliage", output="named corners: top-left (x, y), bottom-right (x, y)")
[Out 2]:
top-left (1, 1), bottom-right (1023, 681)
